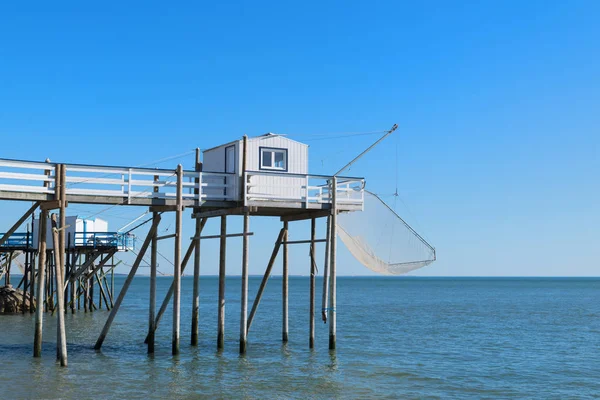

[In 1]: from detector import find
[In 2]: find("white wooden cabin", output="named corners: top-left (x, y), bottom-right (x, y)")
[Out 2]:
top-left (203, 133), bottom-right (310, 204)
top-left (32, 216), bottom-right (132, 250)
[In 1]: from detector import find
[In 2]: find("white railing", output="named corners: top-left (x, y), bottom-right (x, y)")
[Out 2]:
top-left (0, 159), bottom-right (363, 209)
top-left (245, 171), bottom-right (364, 208)
top-left (0, 159), bottom-right (238, 203)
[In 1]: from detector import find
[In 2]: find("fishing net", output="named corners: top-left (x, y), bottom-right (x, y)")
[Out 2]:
top-left (337, 191), bottom-right (436, 275)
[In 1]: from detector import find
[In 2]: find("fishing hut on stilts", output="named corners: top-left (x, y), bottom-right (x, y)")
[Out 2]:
top-left (0, 132), bottom-right (371, 366)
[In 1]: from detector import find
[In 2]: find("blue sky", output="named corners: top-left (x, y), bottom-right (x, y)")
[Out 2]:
top-left (0, 1), bottom-right (598, 276)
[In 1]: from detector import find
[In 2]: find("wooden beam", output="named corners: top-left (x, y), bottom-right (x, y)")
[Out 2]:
top-left (282, 239), bottom-right (327, 245)
top-left (156, 233), bottom-right (176, 241)
top-left (190, 232), bottom-right (253, 240)
top-left (94, 214), bottom-right (161, 350)
top-left (0, 201), bottom-right (41, 247)
top-left (280, 210), bottom-right (330, 222)
top-left (149, 205), bottom-right (178, 213)
top-left (40, 200), bottom-right (62, 211)
top-left (192, 207), bottom-right (246, 219)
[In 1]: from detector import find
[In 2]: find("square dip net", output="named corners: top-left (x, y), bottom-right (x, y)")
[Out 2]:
top-left (337, 191), bottom-right (436, 275)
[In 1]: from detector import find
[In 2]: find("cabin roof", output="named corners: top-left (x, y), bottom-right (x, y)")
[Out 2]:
top-left (202, 133), bottom-right (308, 153)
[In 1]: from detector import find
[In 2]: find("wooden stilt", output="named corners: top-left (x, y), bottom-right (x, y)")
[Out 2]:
top-left (282, 221), bottom-right (289, 343)
top-left (95, 273), bottom-right (110, 310)
top-left (33, 210), bottom-right (48, 358)
top-left (217, 215), bottom-right (226, 349)
top-left (22, 234), bottom-right (29, 314)
top-left (247, 228), bottom-right (286, 332)
top-left (191, 217), bottom-right (206, 346)
top-left (29, 251), bottom-right (35, 314)
top-left (89, 275), bottom-right (94, 312)
top-left (144, 238), bottom-right (198, 343)
top-left (173, 165), bottom-right (183, 356)
top-left (94, 214), bottom-right (161, 350)
top-left (148, 212), bottom-right (158, 354)
top-left (239, 212), bottom-right (250, 353)
top-left (329, 177), bottom-right (338, 350)
top-left (51, 213), bottom-right (68, 366)
top-left (322, 215), bottom-right (331, 322)
top-left (191, 149), bottom-right (203, 347)
top-left (310, 217), bottom-right (316, 349)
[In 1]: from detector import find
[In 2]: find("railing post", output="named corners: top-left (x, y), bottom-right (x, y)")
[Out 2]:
top-left (305, 175), bottom-right (310, 207)
top-left (198, 172), bottom-right (203, 202)
top-left (127, 169), bottom-right (132, 204)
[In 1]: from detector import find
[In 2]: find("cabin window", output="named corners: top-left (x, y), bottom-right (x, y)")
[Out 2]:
top-left (260, 147), bottom-right (288, 171)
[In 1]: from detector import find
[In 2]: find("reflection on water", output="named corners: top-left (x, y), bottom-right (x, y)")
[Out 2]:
top-left (1, 277), bottom-right (600, 398)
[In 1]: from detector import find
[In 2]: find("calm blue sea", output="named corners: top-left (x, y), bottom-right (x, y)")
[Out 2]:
top-left (1, 276), bottom-right (599, 399)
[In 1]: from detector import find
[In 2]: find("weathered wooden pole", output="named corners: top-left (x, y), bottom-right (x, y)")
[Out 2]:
top-left (144, 238), bottom-right (198, 343)
top-left (33, 210), bottom-right (48, 357)
top-left (22, 230), bottom-right (30, 314)
top-left (217, 215), bottom-right (227, 349)
top-left (173, 164), bottom-right (183, 356)
top-left (148, 211), bottom-right (158, 354)
top-left (191, 149), bottom-right (203, 347)
top-left (247, 228), bottom-right (286, 332)
top-left (94, 214), bottom-right (161, 350)
top-left (329, 177), bottom-right (338, 350)
top-left (240, 135), bottom-right (250, 353)
top-left (239, 211), bottom-right (250, 353)
top-left (282, 221), bottom-right (289, 343)
top-left (309, 217), bottom-right (316, 348)
top-left (51, 213), bottom-right (68, 366)
top-left (59, 164), bottom-right (67, 312)
top-left (321, 215), bottom-right (331, 322)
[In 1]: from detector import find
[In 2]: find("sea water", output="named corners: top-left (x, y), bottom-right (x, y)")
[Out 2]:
top-left (1, 277), bottom-right (599, 399)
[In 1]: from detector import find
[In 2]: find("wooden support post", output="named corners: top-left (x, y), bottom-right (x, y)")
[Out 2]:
top-left (33, 210), bottom-right (48, 358)
top-left (191, 217), bottom-right (205, 346)
top-left (30, 252), bottom-right (35, 314)
top-left (144, 238), bottom-right (198, 343)
top-left (59, 164), bottom-right (67, 312)
top-left (239, 211), bottom-right (250, 353)
top-left (148, 212), bottom-right (158, 354)
top-left (191, 147), bottom-right (203, 347)
top-left (217, 215), bottom-right (226, 349)
top-left (94, 273), bottom-right (110, 310)
top-left (322, 215), bottom-right (331, 322)
top-left (172, 164), bottom-right (183, 356)
top-left (51, 213), bottom-right (68, 366)
top-left (22, 231), bottom-right (30, 314)
top-left (94, 214), bottom-right (161, 350)
top-left (310, 217), bottom-right (316, 349)
top-left (329, 177), bottom-right (338, 350)
top-left (247, 228), bottom-right (286, 332)
top-left (282, 221), bottom-right (289, 343)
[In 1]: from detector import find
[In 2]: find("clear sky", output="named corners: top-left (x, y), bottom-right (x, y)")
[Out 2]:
top-left (0, 1), bottom-right (598, 276)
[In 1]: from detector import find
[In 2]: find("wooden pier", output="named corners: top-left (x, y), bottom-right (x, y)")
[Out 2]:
top-left (0, 134), bottom-right (365, 365)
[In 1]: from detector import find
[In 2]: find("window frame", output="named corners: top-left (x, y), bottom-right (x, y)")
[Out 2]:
top-left (259, 146), bottom-right (288, 172)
